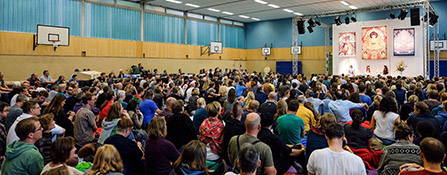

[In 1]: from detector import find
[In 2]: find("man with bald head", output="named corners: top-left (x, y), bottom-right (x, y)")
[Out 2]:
top-left (228, 113), bottom-right (276, 175)
top-left (159, 97), bottom-right (176, 121)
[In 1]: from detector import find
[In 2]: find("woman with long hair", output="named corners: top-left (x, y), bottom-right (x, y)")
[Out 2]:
top-left (44, 94), bottom-right (74, 137)
top-left (370, 96), bottom-right (400, 145)
top-left (126, 99), bottom-right (143, 129)
top-left (274, 100), bottom-right (287, 121)
top-left (407, 102), bottom-right (442, 137)
top-left (170, 140), bottom-right (207, 175)
top-left (41, 137), bottom-right (82, 175)
top-left (166, 100), bottom-right (197, 150)
top-left (97, 102), bottom-right (129, 145)
top-left (242, 91), bottom-right (255, 110)
top-left (145, 116), bottom-right (180, 175)
top-left (86, 144), bottom-right (124, 175)
top-left (221, 103), bottom-right (245, 164)
top-left (199, 102), bottom-right (224, 161)
top-left (98, 90), bottom-right (116, 126)
top-left (223, 88), bottom-right (236, 122)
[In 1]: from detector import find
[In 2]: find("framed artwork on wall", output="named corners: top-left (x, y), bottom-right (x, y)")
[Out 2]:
top-left (393, 28), bottom-right (415, 56)
top-left (338, 32), bottom-right (356, 57)
top-left (361, 26), bottom-right (387, 59)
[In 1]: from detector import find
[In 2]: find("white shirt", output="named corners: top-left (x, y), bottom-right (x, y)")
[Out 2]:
top-left (7, 113), bottom-right (65, 145)
top-left (41, 163), bottom-right (83, 175)
top-left (10, 94), bottom-right (18, 106)
top-left (307, 148), bottom-right (366, 175)
top-left (40, 75), bottom-right (52, 83)
top-left (185, 87), bottom-right (194, 102)
top-left (372, 110), bottom-right (399, 140)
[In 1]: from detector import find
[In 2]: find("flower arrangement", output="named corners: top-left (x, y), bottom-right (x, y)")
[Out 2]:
top-left (396, 61), bottom-right (407, 74)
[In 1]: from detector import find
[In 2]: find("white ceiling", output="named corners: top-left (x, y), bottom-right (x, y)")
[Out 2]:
top-left (139, 0), bottom-right (422, 23)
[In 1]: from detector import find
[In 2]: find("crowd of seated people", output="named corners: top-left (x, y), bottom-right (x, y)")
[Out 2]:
top-left (1, 67), bottom-right (447, 175)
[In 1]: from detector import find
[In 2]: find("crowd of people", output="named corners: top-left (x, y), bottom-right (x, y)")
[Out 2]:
top-left (0, 67), bottom-right (447, 175)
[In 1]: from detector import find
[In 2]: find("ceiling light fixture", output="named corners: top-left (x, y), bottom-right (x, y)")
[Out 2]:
top-left (254, 0), bottom-right (268, 4)
top-left (239, 15), bottom-right (250, 19)
top-left (185, 3), bottom-right (199, 8)
top-left (166, 0), bottom-right (182, 4)
top-left (251, 17), bottom-right (260, 21)
top-left (207, 8), bottom-right (220, 12)
top-left (308, 18), bottom-right (315, 27)
top-left (283, 9), bottom-right (293, 13)
top-left (340, 1), bottom-right (350, 6)
top-left (345, 17), bottom-right (350, 24)
top-left (307, 25), bottom-right (314, 33)
top-left (348, 5), bottom-right (358, 9)
top-left (351, 16), bottom-right (357, 22)
top-left (294, 12), bottom-right (303, 16)
top-left (268, 4), bottom-right (280, 8)
top-left (222, 11), bottom-right (234, 15)
top-left (398, 9), bottom-right (408, 20)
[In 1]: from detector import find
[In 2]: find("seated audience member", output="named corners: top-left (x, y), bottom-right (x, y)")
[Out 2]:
top-left (431, 92), bottom-right (447, 116)
top-left (166, 100), bottom-right (197, 150)
top-left (377, 121), bottom-right (422, 175)
top-left (44, 94), bottom-right (75, 137)
top-left (367, 95), bottom-right (382, 121)
top-left (199, 101), bottom-right (224, 161)
top-left (258, 113), bottom-right (305, 175)
top-left (98, 90), bottom-right (116, 126)
top-left (259, 92), bottom-right (277, 117)
top-left (85, 144), bottom-right (124, 175)
top-left (276, 99), bottom-right (305, 145)
top-left (36, 113), bottom-right (56, 165)
top-left (104, 118), bottom-right (144, 175)
top-left (345, 109), bottom-right (382, 169)
top-left (228, 113), bottom-right (276, 175)
top-left (139, 89), bottom-right (162, 129)
top-left (305, 90), bottom-right (323, 116)
top-left (306, 113), bottom-right (337, 162)
top-left (225, 143), bottom-right (260, 175)
top-left (7, 100), bottom-right (41, 145)
top-left (41, 137), bottom-right (82, 175)
top-left (370, 96), bottom-right (400, 145)
top-left (400, 95), bottom-right (418, 121)
top-left (116, 90), bottom-right (127, 109)
top-left (407, 102), bottom-right (441, 137)
top-left (42, 165), bottom-right (74, 175)
top-left (146, 116), bottom-right (179, 175)
top-left (1, 117), bottom-right (44, 175)
top-left (5, 94), bottom-right (26, 130)
top-left (413, 121), bottom-right (436, 145)
top-left (296, 95), bottom-right (316, 132)
top-left (254, 86), bottom-right (268, 104)
top-left (98, 102), bottom-right (129, 145)
top-left (423, 90), bottom-right (441, 112)
top-left (222, 88), bottom-right (237, 121)
top-left (170, 140), bottom-right (208, 175)
top-left (435, 100), bottom-right (447, 130)
top-left (193, 98), bottom-right (208, 132)
top-left (242, 100), bottom-right (260, 123)
top-left (399, 137), bottom-right (447, 175)
top-left (126, 99), bottom-right (143, 130)
top-left (328, 89), bottom-right (366, 124)
top-left (0, 102), bottom-right (8, 163)
top-left (187, 88), bottom-right (200, 115)
top-left (307, 124), bottom-right (366, 175)
top-left (160, 97), bottom-right (176, 121)
top-left (73, 93), bottom-right (97, 148)
top-left (222, 103), bottom-right (245, 165)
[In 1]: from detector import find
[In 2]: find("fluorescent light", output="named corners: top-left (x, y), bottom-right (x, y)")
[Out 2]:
top-left (268, 4), bottom-right (280, 8)
top-left (340, 1), bottom-right (349, 6)
top-left (348, 5), bottom-right (358, 9)
top-left (251, 17), bottom-right (260, 21)
top-left (207, 8), bottom-right (220, 12)
top-left (294, 12), bottom-right (303, 16)
top-left (166, 0), bottom-right (182, 4)
top-left (254, 0), bottom-right (268, 4)
top-left (239, 15), bottom-right (249, 19)
top-left (283, 9), bottom-right (293, 13)
top-left (222, 11), bottom-right (234, 15)
top-left (185, 3), bottom-right (199, 8)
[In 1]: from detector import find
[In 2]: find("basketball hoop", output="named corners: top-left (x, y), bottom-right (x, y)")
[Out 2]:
top-left (50, 40), bottom-right (60, 51)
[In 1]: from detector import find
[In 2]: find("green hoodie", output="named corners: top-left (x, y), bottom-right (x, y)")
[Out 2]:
top-left (1, 141), bottom-right (43, 175)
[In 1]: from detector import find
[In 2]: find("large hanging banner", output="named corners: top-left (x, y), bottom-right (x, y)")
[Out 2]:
top-left (338, 32), bottom-right (356, 57)
top-left (361, 26), bottom-right (387, 59)
top-left (393, 28), bottom-right (415, 56)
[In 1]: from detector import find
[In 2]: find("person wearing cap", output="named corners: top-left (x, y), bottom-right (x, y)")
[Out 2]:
top-left (257, 113), bottom-right (305, 174)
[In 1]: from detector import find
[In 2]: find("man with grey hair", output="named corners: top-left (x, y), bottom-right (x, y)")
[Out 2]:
top-left (159, 97), bottom-right (176, 121)
top-left (305, 90), bottom-right (324, 115)
top-left (225, 143), bottom-right (260, 175)
top-left (5, 94), bottom-right (27, 130)
top-left (116, 90), bottom-right (127, 109)
top-left (296, 95), bottom-right (315, 132)
top-left (259, 92), bottom-right (277, 117)
top-left (228, 113), bottom-right (276, 175)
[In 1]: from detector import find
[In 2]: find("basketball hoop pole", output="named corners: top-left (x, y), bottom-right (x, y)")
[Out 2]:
top-left (200, 45), bottom-right (210, 56)
top-left (33, 34), bottom-right (37, 51)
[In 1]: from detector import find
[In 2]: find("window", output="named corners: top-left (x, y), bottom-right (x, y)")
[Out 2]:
top-left (144, 4), bottom-right (165, 13)
top-left (204, 16), bottom-right (217, 22)
top-left (166, 9), bottom-right (184, 16)
top-left (187, 13), bottom-right (203, 19)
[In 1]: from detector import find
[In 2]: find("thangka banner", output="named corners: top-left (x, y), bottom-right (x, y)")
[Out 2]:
top-left (362, 26), bottom-right (387, 59)
top-left (393, 28), bottom-right (415, 56)
top-left (339, 32), bottom-right (356, 57)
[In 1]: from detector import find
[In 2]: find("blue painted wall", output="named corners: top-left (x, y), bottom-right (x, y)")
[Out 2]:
top-left (245, 7), bottom-right (447, 48)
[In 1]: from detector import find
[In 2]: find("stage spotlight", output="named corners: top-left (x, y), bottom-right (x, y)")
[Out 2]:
top-left (307, 25), bottom-right (314, 33)
top-left (297, 19), bottom-right (305, 34)
top-left (345, 17), bottom-right (350, 24)
top-left (398, 9), bottom-right (408, 20)
top-left (308, 18), bottom-right (315, 27)
top-left (389, 13), bottom-right (395, 19)
top-left (315, 21), bottom-right (322, 26)
top-left (335, 16), bottom-right (342, 26)
top-left (351, 17), bottom-right (357, 22)
top-left (429, 13), bottom-right (439, 26)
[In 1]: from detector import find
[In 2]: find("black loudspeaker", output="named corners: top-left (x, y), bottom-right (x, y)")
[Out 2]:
top-left (297, 20), bottom-right (305, 34)
top-left (410, 8), bottom-right (420, 26)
